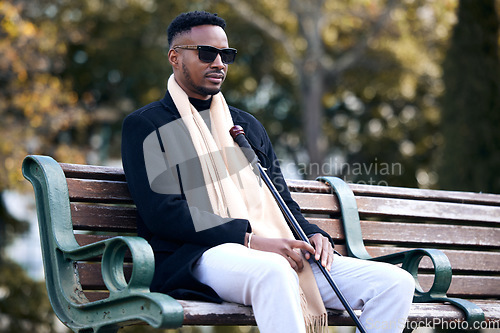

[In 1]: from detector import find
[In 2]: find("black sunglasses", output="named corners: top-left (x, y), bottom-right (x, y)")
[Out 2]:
top-left (173, 45), bottom-right (237, 64)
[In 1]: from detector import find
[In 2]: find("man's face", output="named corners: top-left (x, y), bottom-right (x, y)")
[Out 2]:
top-left (169, 25), bottom-right (230, 100)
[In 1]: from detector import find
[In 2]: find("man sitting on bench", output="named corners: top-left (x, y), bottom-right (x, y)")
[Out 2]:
top-left (121, 10), bottom-right (415, 333)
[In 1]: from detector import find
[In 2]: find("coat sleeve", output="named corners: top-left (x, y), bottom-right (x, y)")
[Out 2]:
top-left (121, 112), bottom-right (249, 249)
top-left (250, 120), bottom-right (335, 245)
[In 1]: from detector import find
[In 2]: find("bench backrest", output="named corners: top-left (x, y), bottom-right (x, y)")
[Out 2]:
top-left (290, 178), bottom-right (500, 300)
top-left (60, 163), bottom-right (500, 302)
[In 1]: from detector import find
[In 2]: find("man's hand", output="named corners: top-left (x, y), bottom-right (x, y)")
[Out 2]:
top-left (250, 235), bottom-right (315, 272)
top-left (305, 233), bottom-right (334, 271)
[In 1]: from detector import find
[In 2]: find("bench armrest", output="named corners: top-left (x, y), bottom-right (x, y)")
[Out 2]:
top-left (369, 248), bottom-right (451, 301)
top-left (65, 236), bottom-right (155, 296)
top-left (317, 176), bottom-right (485, 325)
top-left (316, 176), bottom-right (372, 260)
top-left (369, 246), bottom-right (486, 325)
top-left (317, 176), bottom-right (454, 299)
top-left (23, 155), bottom-right (184, 332)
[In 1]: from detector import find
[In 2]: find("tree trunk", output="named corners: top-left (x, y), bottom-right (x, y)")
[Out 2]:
top-left (299, 63), bottom-right (326, 179)
top-left (293, 0), bottom-right (327, 179)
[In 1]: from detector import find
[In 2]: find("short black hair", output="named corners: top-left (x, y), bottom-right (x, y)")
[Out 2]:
top-left (167, 11), bottom-right (226, 46)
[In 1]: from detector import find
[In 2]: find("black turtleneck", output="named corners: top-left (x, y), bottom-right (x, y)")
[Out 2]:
top-left (189, 97), bottom-right (212, 112)
top-left (189, 97), bottom-right (213, 129)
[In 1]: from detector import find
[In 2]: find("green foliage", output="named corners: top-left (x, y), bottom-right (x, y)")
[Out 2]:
top-left (0, 258), bottom-right (68, 332)
top-left (3, 0), bottom-right (499, 189)
top-left (2, 0), bottom-right (499, 190)
top-left (0, 1), bottom-right (91, 191)
top-left (211, 0), bottom-right (461, 185)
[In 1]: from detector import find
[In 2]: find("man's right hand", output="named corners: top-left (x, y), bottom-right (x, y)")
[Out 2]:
top-left (248, 234), bottom-right (316, 272)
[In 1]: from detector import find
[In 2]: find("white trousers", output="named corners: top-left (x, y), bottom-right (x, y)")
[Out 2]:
top-left (192, 243), bottom-right (415, 333)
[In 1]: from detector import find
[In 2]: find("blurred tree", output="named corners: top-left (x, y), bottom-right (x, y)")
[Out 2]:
top-left (18, 0), bottom-right (462, 186)
top-left (0, 258), bottom-right (68, 332)
top-left (6, 0), bottom-right (497, 188)
top-left (218, 0), bottom-right (400, 178)
top-left (0, 0), bottom-right (91, 192)
top-left (211, 0), bottom-right (458, 186)
top-left (324, 0), bottom-right (459, 187)
top-left (438, 0), bottom-right (500, 193)
top-left (1, 1), bottom-right (87, 331)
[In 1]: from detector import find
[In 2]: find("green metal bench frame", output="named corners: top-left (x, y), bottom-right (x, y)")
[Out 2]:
top-left (22, 155), bottom-right (486, 332)
top-left (22, 155), bottom-right (183, 333)
top-left (317, 176), bottom-right (485, 325)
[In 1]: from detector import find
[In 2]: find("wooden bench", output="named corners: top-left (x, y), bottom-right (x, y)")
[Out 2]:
top-left (22, 155), bottom-right (500, 332)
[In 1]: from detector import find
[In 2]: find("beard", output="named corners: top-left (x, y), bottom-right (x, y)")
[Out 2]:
top-left (182, 62), bottom-right (222, 97)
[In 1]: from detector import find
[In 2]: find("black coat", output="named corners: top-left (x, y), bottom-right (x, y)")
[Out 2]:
top-left (121, 91), bottom-right (332, 302)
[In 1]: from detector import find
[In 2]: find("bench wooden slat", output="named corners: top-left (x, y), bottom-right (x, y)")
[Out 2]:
top-left (350, 183), bottom-right (500, 206)
top-left (65, 175), bottom-right (500, 224)
top-left (75, 234), bottom-right (115, 246)
top-left (60, 163), bottom-right (500, 207)
top-left (356, 196), bottom-right (500, 224)
top-left (66, 178), bottom-right (132, 203)
top-left (77, 296), bottom-right (500, 326)
top-left (180, 299), bottom-right (500, 326)
top-left (356, 220), bottom-right (500, 248)
top-left (287, 178), bottom-right (500, 206)
top-left (73, 233), bottom-right (500, 274)
top-left (291, 192), bottom-right (341, 214)
top-left (293, 191), bottom-right (500, 224)
top-left (286, 179), bottom-right (331, 194)
top-left (71, 203), bottom-right (137, 232)
top-left (423, 275), bottom-right (500, 298)
top-left (61, 163), bottom-right (126, 181)
top-left (365, 247), bottom-right (500, 274)
top-left (71, 204), bottom-right (500, 250)
top-left (76, 262), bottom-right (131, 290)
top-left (336, 246), bottom-right (500, 274)
top-left (180, 300), bottom-right (258, 326)
top-left (76, 262), bottom-right (500, 299)
top-left (310, 218), bottom-right (500, 249)
top-left (74, 222), bottom-right (499, 275)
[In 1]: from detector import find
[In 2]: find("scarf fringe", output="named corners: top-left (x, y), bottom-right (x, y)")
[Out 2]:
top-left (300, 289), bottom-right (329, 333)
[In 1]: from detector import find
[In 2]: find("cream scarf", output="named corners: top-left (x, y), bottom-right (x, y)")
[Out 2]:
top-left (168, 75), bottom-right (327, 332)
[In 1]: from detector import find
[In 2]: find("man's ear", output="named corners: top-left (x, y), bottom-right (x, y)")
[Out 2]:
top-left (168, 49), bottom-right (179, 68)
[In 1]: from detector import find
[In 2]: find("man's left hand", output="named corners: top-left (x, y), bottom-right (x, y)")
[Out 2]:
top-left (305, 233), bottom-right (334, 271)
